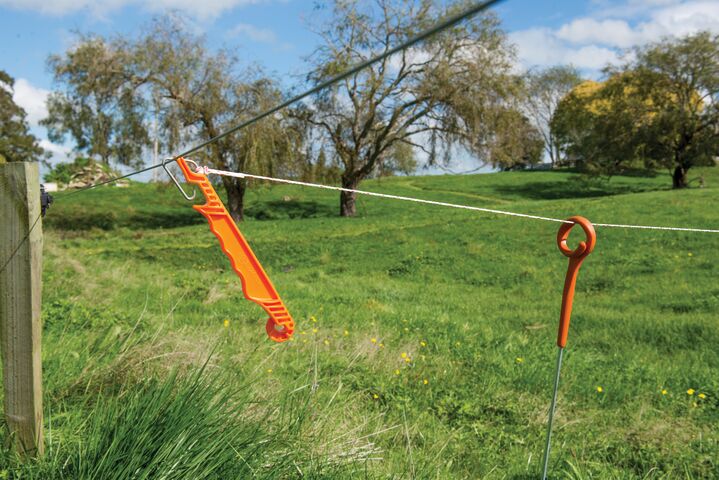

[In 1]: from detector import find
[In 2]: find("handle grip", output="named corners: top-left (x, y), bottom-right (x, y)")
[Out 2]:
top-left (556, 216), bottom-right (596, 348)
top-left (176, 158), bottom-right (294, 342)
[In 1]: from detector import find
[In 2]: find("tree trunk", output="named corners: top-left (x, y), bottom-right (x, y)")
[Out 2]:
top-left (548, 139), bottom-right (556, 168)
top-left (223, 176), bottom-right (246, 222)
top-left (339, 175), bottom-right (359, 217)
top-left (672, 165), bottom-right (688, 189)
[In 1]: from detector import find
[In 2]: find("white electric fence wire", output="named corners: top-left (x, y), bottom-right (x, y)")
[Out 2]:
top-left (199, 166), bottom-right (719, 234)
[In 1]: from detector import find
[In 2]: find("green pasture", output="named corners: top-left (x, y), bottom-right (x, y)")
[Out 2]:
top-left (2, 167), bottom-right (718, 478)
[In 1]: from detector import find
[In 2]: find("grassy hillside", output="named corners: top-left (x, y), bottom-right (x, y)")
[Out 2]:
top-left (4, 167), bottom-right (718, 478)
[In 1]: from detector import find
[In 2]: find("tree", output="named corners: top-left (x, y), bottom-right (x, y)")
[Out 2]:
top-left (43, 37), bottom-right (149, 168)
top-left (46, 18), bottom-right (300, 221)
top-left (551, 78), bottom-right (642, 175)
top-left (487, 108), bottom-right (544, 170)
top-left (522, 66), bottom-right (582, 167)
top-left (0, 70), bottom-right (45, 163)
top-left (301, 0), bottom-right (517, 216)
top-left (552, 32), bottom-right (719, 187)
top-left (627, 31), bottom-right (719, 188)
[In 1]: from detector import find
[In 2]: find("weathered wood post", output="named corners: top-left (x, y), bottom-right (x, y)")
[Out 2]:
top-left (0, 161), bottom-right (44, 457)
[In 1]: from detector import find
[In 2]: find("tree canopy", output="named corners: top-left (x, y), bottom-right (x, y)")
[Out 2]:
top-left (300, 0), bottom-right (520, 216)
top-left (0, 70), bottom-right (45, 163)
top-left (552, 31), bottom-right (719, 187)
top-left (44, 18), bottom-right (299, 220)
top-left (522, 65), bottom-right (583, 167)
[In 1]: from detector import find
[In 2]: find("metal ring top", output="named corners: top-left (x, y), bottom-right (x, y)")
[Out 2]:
top-left (162, 157), bottom-right (196, 201)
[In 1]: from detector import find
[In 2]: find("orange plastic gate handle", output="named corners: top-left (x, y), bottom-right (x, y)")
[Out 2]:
top-left (176, 157), bottom-right (294, 342)
top-left (556, 216), bottom-right (596, 348)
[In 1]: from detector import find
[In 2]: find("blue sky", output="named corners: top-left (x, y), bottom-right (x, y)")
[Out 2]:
top-left (1, 0), bottom-right (718, 172)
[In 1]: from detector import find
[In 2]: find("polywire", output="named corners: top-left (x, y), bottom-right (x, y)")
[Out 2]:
top-left (199, 165), bottom-right (719, 234)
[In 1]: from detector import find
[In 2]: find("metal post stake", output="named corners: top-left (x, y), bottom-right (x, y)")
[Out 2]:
top-left (541, 347), bottom-right (564, 479)
top-left (541, 216), bottom-right (596, 479)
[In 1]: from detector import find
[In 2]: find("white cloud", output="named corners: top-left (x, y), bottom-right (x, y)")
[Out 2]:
top-left (512, 0), bottom-right (719, 75)
top-left (557, 18), bottom-right (639, 48)
top-left (39, 138), bottom-right (72, 163)
top-left (565, 45), bottom-right (622, 69)
top-left (510, 28), bottom-right (621, 71)
top-left (12, 78), bottom-right (49, 127)
top-left (643, 1), bottom-right (719, 38)
top-left (228, 23), bottom-right (278, 44)
top-left (0, 0), bottom-right (267, 19)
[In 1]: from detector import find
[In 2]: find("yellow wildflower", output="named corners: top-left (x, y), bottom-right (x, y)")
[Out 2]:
top-left (379, 343), bottom-right (385, 348)
top-left (420, 341), bottom-right (427, 347)
top-left (310, 316), bottom-right (317, 323)
top-left (266, 369), bottom-right (273, 374)
top-left (661, 389), bottom-right (668, 395)
top-left (423, 379), bottom-right (429, 385)
top-left (687, 388), bottom-right (695, 396)
top-left (372, 393), bottom-right (379, 399)
top-left (405, 357), bottom-right (411, 363)
top-left (596, 386), bottom-right (603, 393)
top-left (401, 352), bottom-right (408, 359)
top-left (394, 369), bottom-right (400, 375)
top-left (223, 319), bottom-right (230, 328)
top-left (371, 337), bottom-right (377, 344)
top-left (344, 330), bottom-right (349, 336)
top-left (323, 339), bottom-right (329, 346)
top-left (515, 357), bottom-right (524, 364)
top-left (698, 393), bottom-right (706, 399)
top-left (312, 328), bottom-right (318, 334)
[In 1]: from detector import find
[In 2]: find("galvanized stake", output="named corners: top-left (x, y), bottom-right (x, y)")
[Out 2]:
top-left (541, 347), bottom-right (564, 480)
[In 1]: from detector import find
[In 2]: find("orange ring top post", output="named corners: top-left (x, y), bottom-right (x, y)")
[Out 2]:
top-left (555, 216), bottom-right (596, 348)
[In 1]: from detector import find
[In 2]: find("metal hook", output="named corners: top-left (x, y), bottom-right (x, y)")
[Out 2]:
top-left (162, 157), bottom-right (196, 201)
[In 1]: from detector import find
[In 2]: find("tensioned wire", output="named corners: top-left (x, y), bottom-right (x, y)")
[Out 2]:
top-left (197, 164), bottom-right (719, 233)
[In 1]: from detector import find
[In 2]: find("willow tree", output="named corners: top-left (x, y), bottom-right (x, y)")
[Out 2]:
top-left (302, 0), bottom-right (517, 216)
top-left (45, 17), bottom-right (299, 221)
top-left (43, 37), bottom-right (149, 168)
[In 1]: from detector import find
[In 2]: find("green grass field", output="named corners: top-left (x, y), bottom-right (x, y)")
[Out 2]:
top-left (3, 167), bottom-right (718, 479)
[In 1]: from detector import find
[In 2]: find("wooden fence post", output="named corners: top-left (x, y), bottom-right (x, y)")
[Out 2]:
top-left (0, 162), bottom-right (44, 457)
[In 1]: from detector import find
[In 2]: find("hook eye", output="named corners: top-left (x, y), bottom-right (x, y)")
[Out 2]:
top-left (557, 216), bottom-right (596, 258)
top-left (162, 157), bottom-right (196, 201)
top-left (183, 158), bottom-right (200, 173)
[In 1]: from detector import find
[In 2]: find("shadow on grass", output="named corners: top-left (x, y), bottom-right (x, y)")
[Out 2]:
top-left (46, 199), bottom-right (335, 232)
top-left (45, 209), bottom-right (204, 231)
top-left (246, 199), bottom-right (335, 220)
top-left (492, 177), bottom-right (667, 201)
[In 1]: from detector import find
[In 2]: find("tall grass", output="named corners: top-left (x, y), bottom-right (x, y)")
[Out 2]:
top-left (11, 166), bottom-right (718, 478)
top-left (1, 363), bottom-right (390, 479)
